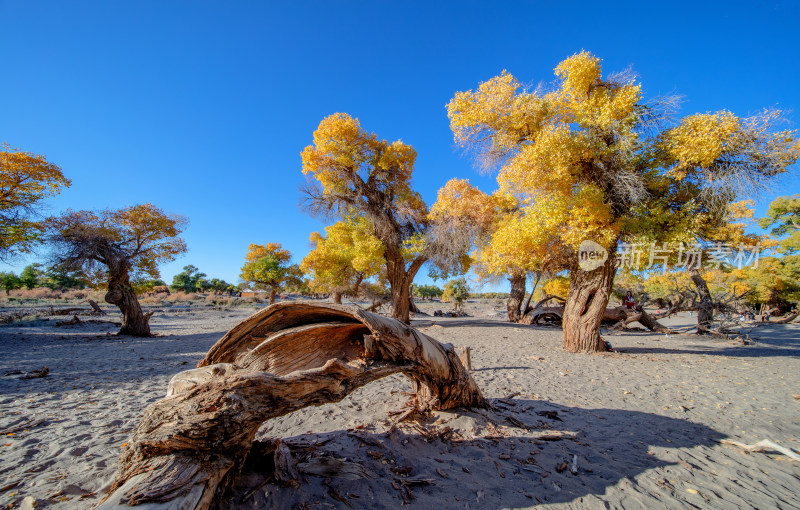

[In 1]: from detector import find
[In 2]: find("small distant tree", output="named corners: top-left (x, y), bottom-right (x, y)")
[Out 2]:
top-left (759, 195), bottom-right (800, 254)
top-left (19, 263), bottom-right (45, 289)
top-left (0, 271), bottom-right (21, 294)
top-left (413, 284), bottom-right (443, 300)
top-left (442, 278), bottom-right (469, 311)
top-left (47, 204), bottom-right (188, 336)
top-left (1, 145), bottom-right (71, 259)
top-left (207, 278), bottom-right (232, 293)
top-left (171, 265), bottom-right (207, 293)
top-left (240, 243), bottom-right (303, 304)
top-left (42, 265), bottom-right (86, 289)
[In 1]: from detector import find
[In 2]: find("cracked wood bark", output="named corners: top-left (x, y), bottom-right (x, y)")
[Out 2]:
top-left (689, 268), bottom-right (714, 334)
top-left (563, 255), bottom-right (617, 353)
top-left (506, 273), bottom-right (526, 323)
top-left (99, 303), bottom-right (484, 510)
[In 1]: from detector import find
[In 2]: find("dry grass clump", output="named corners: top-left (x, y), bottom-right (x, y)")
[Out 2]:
top-left (166, 292), bottom-right (200, 303)
top-left (140, 295), bottom-right (165, 305)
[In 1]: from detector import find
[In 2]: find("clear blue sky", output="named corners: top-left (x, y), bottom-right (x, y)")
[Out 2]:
top-left (2, 0), bottom-right (799, 290)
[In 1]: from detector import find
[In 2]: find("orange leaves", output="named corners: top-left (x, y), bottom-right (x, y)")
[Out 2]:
top-left (302, 113), bottom-right (418, 202)
top-left (240, 242), bottom-right (302, 290)
top-left (0, 144), bottom-right (71, 255)
top-left (244, 242), bottom-right (292, 264)
top-left (48, 204), bottom-right (188, 282)
top-left (429, 179), bottom-right (498, 233)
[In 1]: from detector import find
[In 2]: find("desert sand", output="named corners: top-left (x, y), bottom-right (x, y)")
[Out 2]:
top-left (1, 298), bottom-right (798, 509)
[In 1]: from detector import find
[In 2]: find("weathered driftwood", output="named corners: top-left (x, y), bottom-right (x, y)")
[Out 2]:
top-left (99, 303), bottom-right (484, 510)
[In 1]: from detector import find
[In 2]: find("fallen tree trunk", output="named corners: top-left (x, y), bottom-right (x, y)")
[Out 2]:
top-left (99, 303), bottom-right (484, 510)
top-left (770, 312), bottom-right (799, 324)
top-left (520, 303), bottom-right (672, 333)
top-left (611, 308), bottom-right (674, 333)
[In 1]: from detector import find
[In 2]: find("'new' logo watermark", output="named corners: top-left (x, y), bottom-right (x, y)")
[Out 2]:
top-left (578, 240), bottom-right (608, 271)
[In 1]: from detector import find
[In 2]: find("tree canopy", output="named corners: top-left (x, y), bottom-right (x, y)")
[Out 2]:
top-left (301, 113), bottom-right (431, 322)
top-left (0, 144), bottom-right (70, 258)
top-left (47, 203), bottom-right (188, 335)
top-left (446, 51), bottom-right (799, 351)
top-left (300, 216), bottom-right (384, 303)
top-left (240, 243), bottom-right (302, 304)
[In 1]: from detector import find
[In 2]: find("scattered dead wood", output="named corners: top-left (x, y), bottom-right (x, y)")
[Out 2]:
top-left (56, 315), bottom-right (82, 326)
top-left (721, 439), bottom-right (800, 461)
top-left (88, 299), bottom-right (106, 315)
top-left (9, 366), bottom-right (50, 380)
top-left (433, 309), bottom-right (469, 317)
top-left (770, 312), bottom-right (800, 324)
top-left (610, 307), bottom-right (674, 334)
top-left (99, 302), bottom-right (484, 510)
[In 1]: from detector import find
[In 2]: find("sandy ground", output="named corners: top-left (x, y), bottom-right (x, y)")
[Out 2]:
top-left (0, 299), bottom-right (798, 509)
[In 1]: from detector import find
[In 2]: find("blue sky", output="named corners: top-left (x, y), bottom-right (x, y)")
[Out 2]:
top-left (1, 0), bottom-right (799, 290)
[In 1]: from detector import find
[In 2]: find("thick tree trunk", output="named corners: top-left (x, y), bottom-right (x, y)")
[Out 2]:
top-left (689, 269), bottom-right (714, 334)
top-left (100, 303), bottom-right (484, 509)
top-left (269, 286), bottom-right (277, 305)
top-left (386, 250), bottom-right (425, 324)
top-left (352, 274), bottom-right (364, 296)
top-left (506, 273), bottom-right (526, 323)
top-left (105, 262), bottom-right (150, 337)
top-left (563, 254), bottom-right (616, 353)
top-left (331, 290), bottom-right (343, 304)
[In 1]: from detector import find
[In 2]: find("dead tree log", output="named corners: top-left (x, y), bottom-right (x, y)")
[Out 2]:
top-left (99, 303), bottom-right (484, 510)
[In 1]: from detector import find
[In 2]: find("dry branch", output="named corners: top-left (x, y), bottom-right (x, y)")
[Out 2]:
top-left (99, 303), bottom-right (484, 509)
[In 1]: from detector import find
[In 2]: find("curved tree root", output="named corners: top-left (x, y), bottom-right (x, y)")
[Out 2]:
top-left (98, 303), bottom-right (484, 509)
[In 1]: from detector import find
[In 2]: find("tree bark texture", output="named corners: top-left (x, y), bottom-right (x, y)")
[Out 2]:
top-left (562, 255), bottom-right (616, 353)
top-left (506, 273), bottom-right (526, 323)
top-left (105, 260), bottom-right (150, 337)
top-left (99, 303), bottom-right (484, 509)
top-left (689, 269), bottom-right (714, 334)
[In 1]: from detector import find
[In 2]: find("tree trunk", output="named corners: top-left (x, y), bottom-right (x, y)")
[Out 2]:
top-left (331, 290), bottom-right (343, 304)
top-left (522, 271), bottom-right (542, 316)
top-left (99, 303), bottom-right (484, 510)
top-left (105, 262), bottom-right (150, 337)
top-left (507, 273), bottom-right (526, 323)
top-left (689, 269), bottom-right (713, 334)
top-left (563, 254), bottom-right (616, 353)
top-left (269, 286), bottom-right (277, 305)
top-left (385, 250), bottom-right (425, 324)
top-left (352, 274), bottom-right (364, 296)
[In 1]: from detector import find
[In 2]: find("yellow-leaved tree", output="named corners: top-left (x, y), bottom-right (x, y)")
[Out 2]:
top-left (1, 144), bottom-right (71, 259)
top-left (300, 216), bottom-right (384, 303)
top-left (431, 178), bottom-right (571, 322)
top-left (448, 51), bottom-right (799, 352)
top-left (47, 204), bottom-right (188, 336)
top-left (302, 113), bottom-right (464, 323)
top-left (240, 243), bottom-right (303, 305)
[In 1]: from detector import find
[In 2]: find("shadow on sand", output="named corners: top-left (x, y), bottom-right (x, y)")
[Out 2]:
top-left (223, 398), bottom-right (731, 509)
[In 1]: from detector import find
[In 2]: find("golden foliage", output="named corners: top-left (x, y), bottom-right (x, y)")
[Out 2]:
top-left (444, 51), bottom-right (798, 284)
top-left (300, 217), bottom-right (383, 294)
top-left (47, 204), bottom-right (187, 281)
top-left (1, 144), bottom-right (71, 256)
top-left (240, 243), bottom-right (302, 290)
